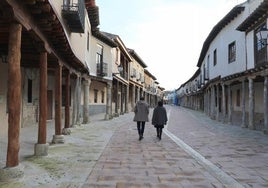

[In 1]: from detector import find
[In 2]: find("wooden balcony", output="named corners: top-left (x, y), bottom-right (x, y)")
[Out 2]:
top-left (62, 0), bottom-right (85, 33)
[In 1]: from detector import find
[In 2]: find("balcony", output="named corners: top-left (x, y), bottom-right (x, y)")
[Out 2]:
top-left (119, 70), bottom-right (128, 80)
top-left (97, 62), bottom-right (108, 77)
top-left (256, 45), bottom-right (267, 67)
top-left (62, 0), bottom-right (85, 33)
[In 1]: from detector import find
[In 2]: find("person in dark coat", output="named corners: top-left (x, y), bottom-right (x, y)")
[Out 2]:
top-left (152, 101), bottom-right (167, 140)
top-left (133, 96), bottom-right (149, 140)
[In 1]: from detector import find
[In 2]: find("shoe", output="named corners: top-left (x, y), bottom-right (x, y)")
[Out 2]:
top-left (139, 135), bottom-right (143, 140)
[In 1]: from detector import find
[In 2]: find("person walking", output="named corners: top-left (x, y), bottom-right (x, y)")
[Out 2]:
top-left (152, 101), bottom-right (168, 140)
top-left (133, 96), bottom-right (149, 140)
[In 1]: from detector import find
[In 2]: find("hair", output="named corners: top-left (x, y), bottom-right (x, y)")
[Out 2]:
top-left (140, 96), bottom-right (144, 100)
top-left (158, 101), bottom-right (163, 107)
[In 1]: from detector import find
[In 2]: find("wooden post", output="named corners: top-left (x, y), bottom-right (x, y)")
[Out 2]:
top-left (55, 63), bottom-right (62, 135)
top-left (38, 52), bottom-right (47, 144)
top-left (6, 23), bottom-right (22, 167)
top-left (72, 75), bottom-right (78, 126)
top-left (35, 52), bottom-right (49, 156)
top-left (227, 85), bottom-right (232, 124)
top-left (241, 79), bottom-right (246, 128)
top-left (64, 70), bottom-right (70, 129)
top-left (52, 63), bottom-right (64, 144)
top-left (264, 76), bottom-right (268, 134)
top-left (248, 77), bottom-right (255, 130)
top-left (221, 83), bottom-right (226, 122)
top-left (125, 84), bottom-right (129, 113)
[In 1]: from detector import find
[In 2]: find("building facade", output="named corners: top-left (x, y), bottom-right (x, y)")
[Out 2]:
top-left (177, 0), bottom-right (268, 133)
top-left (0, 0), bottom-right (164, 178)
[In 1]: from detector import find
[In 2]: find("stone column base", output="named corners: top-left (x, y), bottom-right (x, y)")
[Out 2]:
top-left (52, 135), bottom-right (65, 144)
top-left (34, 143), bottom-right (49, 156)
top-left (105, 114), bottom-right (112, 120)
top-left (62, 128), bottom-right (71, 135)
top-left (0, 164), bottom-right (24, 182)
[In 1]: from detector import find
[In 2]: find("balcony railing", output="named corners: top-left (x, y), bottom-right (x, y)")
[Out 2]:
top-left (97, 62), bottom-right (108, 77)
top-left (119, 70), bottom-right (128, 80)
top-left (62, 0), bottom-right (85, 33)
top-left (256, 43), bottom-right (267, 66)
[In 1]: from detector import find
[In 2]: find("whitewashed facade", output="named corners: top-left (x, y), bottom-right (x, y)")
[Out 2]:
top-left (177, 0), bottom-right (268, 133)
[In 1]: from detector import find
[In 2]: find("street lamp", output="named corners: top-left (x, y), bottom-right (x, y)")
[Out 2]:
top-left (117, 64), bottom-right (123, 72)
top-left (256, 27), bottom-right (268, 45)
top-left (113, 64), bottom-right (123, 75)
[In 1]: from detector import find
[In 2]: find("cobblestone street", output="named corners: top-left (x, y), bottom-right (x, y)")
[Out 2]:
top-left (1, 106), bottom-right (268, 187)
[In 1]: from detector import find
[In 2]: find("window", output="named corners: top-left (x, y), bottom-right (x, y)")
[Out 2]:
top-left (228, 41), bottom-right (236, 63)
top-left (236, 89), bottom-right (240, 107)
top-left (27, 79), bottom-right (32, 103)
top-left (101, 91), bottom-right (105, 103)
top-left (94, 89), bottom-right (98, 103)
top-left (96, 44), bottom-right (103, 76)
top-left (96, 44), bottom-right (103, 64)
top-left (213, 49), bottom-right (217, 66)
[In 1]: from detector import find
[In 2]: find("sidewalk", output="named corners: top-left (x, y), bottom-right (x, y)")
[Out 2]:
top-left (0, 113), bottom-right (123, 187)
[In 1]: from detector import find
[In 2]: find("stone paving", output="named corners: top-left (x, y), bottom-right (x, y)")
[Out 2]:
top-left (166, 106), bottom-right (268, 188)
top-left (0, 106), bottom-right (268, 187)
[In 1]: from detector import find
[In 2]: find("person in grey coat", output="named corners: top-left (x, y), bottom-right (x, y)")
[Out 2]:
top-left (152, 101), bottom-right (167, 140)
top-left (133, 96), bottom-right (149, 140)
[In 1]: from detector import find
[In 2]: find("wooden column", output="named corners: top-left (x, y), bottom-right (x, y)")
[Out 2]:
top-left (132, 85), bottom-right (135, 110)
top-left (52, 63), bottom-right (64, 143)
top-left (125, 84), bottom-right (129, 113)
top-left (72, 75), bottom-right (78, 126)
top-left (35, 52), bottom-right (49, 156)
top-left (64, 70), bottom-right (70, 129)
top-left (211, 86), bottom-right (215, 119)
top-left (221, 83), bottom-right (226, 122)
top-left (227, 85), bottom-right (232, 124)
top-left (6, 23), bottom-right (22, 167)
top-left (115, 80), bottom-right (119, 116)
top-left (241, 79), bottom-right (246, 128)
top-left (55, 63), bottom-right (62, 134)
top-left (76, 75), bottom-right (82, 124)
top-left (264, 76), bottom-right (268, 134)
top-left (248, 77), bottom-right (255, 130)
top-left (38, 52), bottom-right (47, 144)
top-left (216, 84), bottom-right (220, 121)
top-left (120, 84), bottom-right (124, 114)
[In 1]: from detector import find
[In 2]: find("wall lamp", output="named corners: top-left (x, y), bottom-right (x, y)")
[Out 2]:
top-left (256, 27), bottom-right (268, 45)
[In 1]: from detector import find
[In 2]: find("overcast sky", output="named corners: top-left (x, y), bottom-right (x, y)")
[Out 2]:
top-left (97, 0), bottom-right (246, 90)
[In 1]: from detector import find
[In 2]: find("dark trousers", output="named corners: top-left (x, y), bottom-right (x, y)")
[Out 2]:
top-left (137, 121), bottom-right (145, 136)
top-left (156, 128), bottom-right (162, 138)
